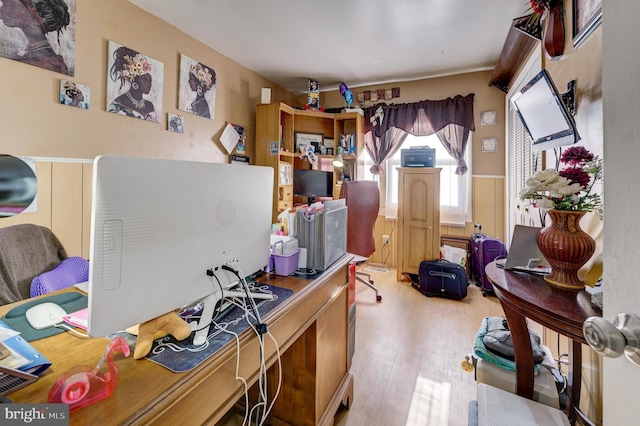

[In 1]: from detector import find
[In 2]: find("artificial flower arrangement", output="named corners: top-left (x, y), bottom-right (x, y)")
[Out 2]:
top-left (520, 146), bottom-right (603, 216)
top-left (528, 0), bottom-right (559, 15)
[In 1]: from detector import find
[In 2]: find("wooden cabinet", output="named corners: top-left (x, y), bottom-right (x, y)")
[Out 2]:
top-left (256, 103), bottom-right (363, 223)
top-left (396, 167), bottom-right (441, 281)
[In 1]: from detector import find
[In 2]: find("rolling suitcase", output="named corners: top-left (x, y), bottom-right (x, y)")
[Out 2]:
top-left (471, 224), bottom-right (507, 296)
top-left (415, 259), bottom-right (468, 300)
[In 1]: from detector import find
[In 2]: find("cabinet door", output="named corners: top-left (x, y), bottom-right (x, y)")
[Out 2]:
top-left (397, 169), bottom-right (440, 280)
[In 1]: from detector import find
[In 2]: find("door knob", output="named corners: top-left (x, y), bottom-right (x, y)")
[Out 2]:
top-left (583, 313), bottom-right (640, 367)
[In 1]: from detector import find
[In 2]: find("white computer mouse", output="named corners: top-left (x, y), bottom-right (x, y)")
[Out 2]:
top-left (25, 302), bottom-right (67, 330)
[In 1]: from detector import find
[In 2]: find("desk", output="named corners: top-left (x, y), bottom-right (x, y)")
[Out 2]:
top-left (1, 256), bottom-right (353, 426)
top-left (485, 262), bottom-right (601, 423)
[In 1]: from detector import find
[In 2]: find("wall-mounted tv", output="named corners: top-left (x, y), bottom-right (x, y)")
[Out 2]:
top-left (511, 69), bottom-right (580, 152)
top-left (294, 169), bottom-right (333, 198)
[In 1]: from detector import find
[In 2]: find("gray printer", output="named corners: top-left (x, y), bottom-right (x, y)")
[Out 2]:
top-left (401, 146), bottom-right (435, 167)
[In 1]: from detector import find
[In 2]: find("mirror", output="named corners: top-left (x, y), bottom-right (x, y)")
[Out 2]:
top-left (0, 155), bottom-right (37, 218)
top-left (511, 69), bottom-right (580, 152)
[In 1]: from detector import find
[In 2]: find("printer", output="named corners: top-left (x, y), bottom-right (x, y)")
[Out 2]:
top-left (401, 146), bottom-right (435, 167)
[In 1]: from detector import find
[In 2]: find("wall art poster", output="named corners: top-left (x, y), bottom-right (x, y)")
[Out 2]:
top-left (178, 53), bottom-right (216, 119)
top-left (0, 0), bottom-right (76, 75)
top-left (308, 79), bottom-right (320, 110)
top-left (167, 113), bottom-right (184, 133)
top-left (106, 40), bottom-right (163, 123)
top-left (573, 0), bottom-right (602, 48)
top-left (59, 79), bottom-right (88, 109)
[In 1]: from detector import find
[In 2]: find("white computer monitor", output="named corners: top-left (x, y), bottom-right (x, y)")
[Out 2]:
top-left (87, 155), bottom-right (273, 340)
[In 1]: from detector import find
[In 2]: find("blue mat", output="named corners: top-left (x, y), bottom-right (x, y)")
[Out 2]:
top-left (113, 282), bottom-right (293, 373)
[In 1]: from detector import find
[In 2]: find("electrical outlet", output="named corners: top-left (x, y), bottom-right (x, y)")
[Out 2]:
top-left (382, 234), bottom-right (390, 244)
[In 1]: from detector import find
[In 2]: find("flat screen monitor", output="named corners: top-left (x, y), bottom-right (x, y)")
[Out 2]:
top-left (511, 69), bottom-right (580, 152)
top-left (293, 169), bottom-right (333, 198)
top-left (87, 155), bottom-right (273, 338)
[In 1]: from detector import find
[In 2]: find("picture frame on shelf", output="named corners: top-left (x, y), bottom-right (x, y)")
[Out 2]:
top-left (295, 132), bottom-right (324, 154)
top-left (573, 0), bottom-right (602, 48)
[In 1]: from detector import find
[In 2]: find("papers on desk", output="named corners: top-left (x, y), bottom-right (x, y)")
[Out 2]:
top-left (0, 321), bottom-right (51, 376)
top-left (74, 281), bottom-right (89, 293)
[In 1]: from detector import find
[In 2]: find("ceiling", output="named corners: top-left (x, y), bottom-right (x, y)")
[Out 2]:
top-left (129, 0), bottom-right (528, 94)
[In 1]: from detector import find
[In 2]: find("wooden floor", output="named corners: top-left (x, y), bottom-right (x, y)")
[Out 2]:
top-left (334, 265), bottom-right (505, 426)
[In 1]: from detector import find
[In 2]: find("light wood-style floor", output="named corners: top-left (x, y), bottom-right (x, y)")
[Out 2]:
top-left (334, 265), bottom-right (505, 426)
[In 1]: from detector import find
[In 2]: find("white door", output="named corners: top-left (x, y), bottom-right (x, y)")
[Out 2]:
top-left (602, 1), bottom-right (640, 423)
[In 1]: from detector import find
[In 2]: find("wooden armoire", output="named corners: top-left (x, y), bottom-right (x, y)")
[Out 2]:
top-left (396, 167), bottom-right (441, 281)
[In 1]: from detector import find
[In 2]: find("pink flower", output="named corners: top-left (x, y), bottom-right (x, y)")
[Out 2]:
top-left (560, 146), bottom-right (594, 165)
top-left (559, 167), bottom-right (590, 189)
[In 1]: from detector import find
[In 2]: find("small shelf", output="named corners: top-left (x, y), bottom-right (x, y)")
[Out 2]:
top-left (489, 15), bottom-right (540, 93)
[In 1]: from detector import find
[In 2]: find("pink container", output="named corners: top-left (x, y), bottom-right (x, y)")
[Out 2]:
top-left (271, 249), bottom-right (300, 276)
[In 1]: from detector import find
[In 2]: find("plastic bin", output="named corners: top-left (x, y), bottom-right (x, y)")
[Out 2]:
top-left (271, 249), bottom-right (300, 276)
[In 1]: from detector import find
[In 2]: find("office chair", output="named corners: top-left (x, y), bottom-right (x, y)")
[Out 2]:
top-left (0, 224), bottom-right (67, 305)
top-left (339, 180), bottom-right (382, 302)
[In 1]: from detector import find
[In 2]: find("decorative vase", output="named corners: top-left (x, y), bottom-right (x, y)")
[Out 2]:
top-left (536, 210), bottom-right (595, 290)
top-left (543, 2), bottom-right (565, 60)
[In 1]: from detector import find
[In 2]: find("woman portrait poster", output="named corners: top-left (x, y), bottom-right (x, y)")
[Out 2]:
top-left (178, 53), bottom-right (216, 119)
top-left (106, 40), bottom-right (163, 123)
top-left (0, 0), bottom-right (76, 75)
top-left (59, 79), bottom-right (88, 109)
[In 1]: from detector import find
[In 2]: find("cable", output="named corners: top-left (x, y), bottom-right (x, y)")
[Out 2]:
top-left (381, 215), bottom-right (397, 266)
top-left (221, 263), bottom-right (282, 426)
top-left (53, 323), bottom-right (90, 338)
top-left (260, 331), bottom-right (282, 425)
top-left (213, 321), bottom-right (250, 426)
top-left (221, 264), bottom-right (265, 332)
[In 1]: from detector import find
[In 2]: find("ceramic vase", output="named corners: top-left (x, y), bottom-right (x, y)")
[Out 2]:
top-left (543, 2), bottom-right (565, 60)
top-left (536, 210), bottom-right (595, 290)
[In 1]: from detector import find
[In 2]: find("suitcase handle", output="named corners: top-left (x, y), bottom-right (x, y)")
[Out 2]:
top-left (429, 271), bottom-right (456, 280)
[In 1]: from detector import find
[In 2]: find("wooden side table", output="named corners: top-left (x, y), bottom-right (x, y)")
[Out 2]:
top-left (485, 262), bottom-right (601, 423)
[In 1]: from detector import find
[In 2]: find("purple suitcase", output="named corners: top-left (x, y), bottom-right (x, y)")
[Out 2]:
top-left (471, 224), bottom-right (507, 296)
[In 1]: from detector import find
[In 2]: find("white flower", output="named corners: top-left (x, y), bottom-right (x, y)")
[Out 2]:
top-left (537, 198), bottom-right (555, 210)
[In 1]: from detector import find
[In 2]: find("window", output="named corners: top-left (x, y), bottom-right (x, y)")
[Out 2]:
top-left (383, 134), bottom-right (472, 225)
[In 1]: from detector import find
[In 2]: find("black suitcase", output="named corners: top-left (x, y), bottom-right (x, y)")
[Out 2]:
top-left (415, 259), bottom-right (468, 299)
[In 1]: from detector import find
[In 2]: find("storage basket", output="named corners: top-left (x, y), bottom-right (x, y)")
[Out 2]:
top-left (271, 249), bottom-right (300, 276)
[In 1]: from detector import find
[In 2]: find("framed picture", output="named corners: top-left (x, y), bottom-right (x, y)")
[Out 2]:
top-left (178, 54), bottom-right (216, 119)
top-left (60, 80), bottom-right (90, 109)
top-left (295, 132), bottom-right (323, 153)
top-left (167, 113), bottom-right (184, 133)
top-left (573, 0), bottom-right (602, 48)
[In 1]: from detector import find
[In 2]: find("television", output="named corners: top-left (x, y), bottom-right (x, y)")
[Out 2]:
top-left (511, 69), bottom-right (580, 152)
top-left (293, 169), bottom-right (333, 198)
top-left (87, 155), bottom-right (273, 344)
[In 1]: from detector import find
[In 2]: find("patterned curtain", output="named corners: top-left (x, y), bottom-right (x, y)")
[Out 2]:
top-left (362, 94), bottom-right (475, 175)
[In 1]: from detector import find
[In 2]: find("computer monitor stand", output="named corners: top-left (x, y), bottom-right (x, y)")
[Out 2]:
top-left (191, 287), bottom-right (275, 346)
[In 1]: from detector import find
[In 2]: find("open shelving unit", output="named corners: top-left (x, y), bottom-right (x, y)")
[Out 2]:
top-left (256, 102), bottom-right (364, 222)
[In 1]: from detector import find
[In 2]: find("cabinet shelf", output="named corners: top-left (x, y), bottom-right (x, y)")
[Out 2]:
top-left (256, 102), bottom-right (364, 223)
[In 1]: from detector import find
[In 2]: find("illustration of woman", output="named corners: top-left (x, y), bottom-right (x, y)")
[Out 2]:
top-left (0, 0), bottom-right (70, 74)
top-left (60, 80), bottom-right (85, 108)
top-left (108, 45), bottom-right (157, 122)
top-left (187, 62), bottom-right (215, 118)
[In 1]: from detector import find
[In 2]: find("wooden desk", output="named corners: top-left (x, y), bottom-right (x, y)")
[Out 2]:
top-left (485, 262), bottom-right (601, 422)
top-left (2, 256), bottom-right (353, 426)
